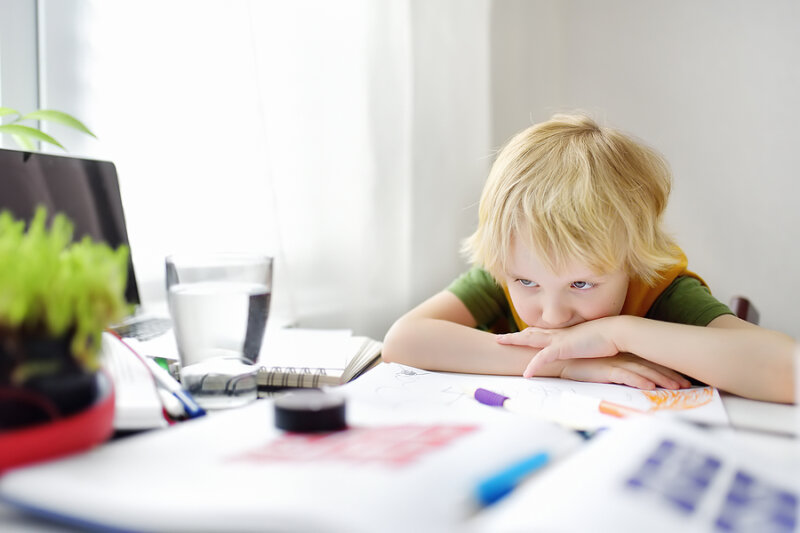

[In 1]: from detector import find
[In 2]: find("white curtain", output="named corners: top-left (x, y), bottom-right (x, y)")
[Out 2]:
top-left (35, 0), bottom-right (491, 339)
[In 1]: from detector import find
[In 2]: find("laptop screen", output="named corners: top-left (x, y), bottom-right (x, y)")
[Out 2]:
top-left (0, 148), bottom-right (140, 305)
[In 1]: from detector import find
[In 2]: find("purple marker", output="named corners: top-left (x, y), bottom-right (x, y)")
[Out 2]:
top-left (472, 387), bottom-right (642, 426)
top-left (472, 387), bottom-right (535, 416)
top-left (474, 387), bottom-right (512, 407)
top-left (472, 386), bottom-right (577, 429)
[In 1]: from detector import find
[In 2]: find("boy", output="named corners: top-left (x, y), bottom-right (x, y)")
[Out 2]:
top-left (382, 113), bottom-right (794, 403)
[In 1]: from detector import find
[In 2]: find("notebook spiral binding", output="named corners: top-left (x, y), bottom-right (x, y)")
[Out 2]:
top-left (257, 366), bottom-right (340, 389)
top-left (255, 336), bottom-right (383, 391)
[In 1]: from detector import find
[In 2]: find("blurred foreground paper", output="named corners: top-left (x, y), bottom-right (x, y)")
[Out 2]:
top-left (472, 416), bottom-right (799, 533)
top-left (0, 398), bottom-right (580, 532)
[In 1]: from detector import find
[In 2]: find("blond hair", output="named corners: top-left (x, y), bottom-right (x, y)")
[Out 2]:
top-left (463, 113), bottom-right (680, 286)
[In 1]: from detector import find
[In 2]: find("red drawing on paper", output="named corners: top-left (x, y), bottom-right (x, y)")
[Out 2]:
top-left (233, 424), bottom-right (477, 467)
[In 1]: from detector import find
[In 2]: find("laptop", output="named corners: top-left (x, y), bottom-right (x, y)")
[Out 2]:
top-left (0, 147), bottom-right (171, 340)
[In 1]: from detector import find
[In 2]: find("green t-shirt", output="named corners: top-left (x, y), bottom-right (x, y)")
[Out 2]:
top-left (447, 267), bottom-right (733, 333)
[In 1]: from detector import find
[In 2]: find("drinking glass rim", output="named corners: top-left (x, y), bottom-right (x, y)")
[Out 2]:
top-left (165, 253), bottom-right (273, 267)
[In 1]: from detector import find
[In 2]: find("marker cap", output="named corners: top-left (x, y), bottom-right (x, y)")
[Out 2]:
top-left (474, 388), bottom-right (509, 407)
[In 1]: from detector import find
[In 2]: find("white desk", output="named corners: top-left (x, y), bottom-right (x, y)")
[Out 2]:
top-left (1, 382), bottom-right (797, 532)
top-left (722, 392), bottom-right (796, 436)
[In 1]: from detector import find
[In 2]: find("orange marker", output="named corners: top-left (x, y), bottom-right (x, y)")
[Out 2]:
top-left (597, 399), bottom-right (646, 418)
top-left (562, 392), bottom-right (647, 418)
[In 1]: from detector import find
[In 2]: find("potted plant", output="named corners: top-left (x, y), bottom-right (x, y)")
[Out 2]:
top-left (0, 207), bottom-right (130, 469)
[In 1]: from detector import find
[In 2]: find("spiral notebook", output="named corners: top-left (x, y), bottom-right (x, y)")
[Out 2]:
top-left (257, 333), bottom-right (382, 390)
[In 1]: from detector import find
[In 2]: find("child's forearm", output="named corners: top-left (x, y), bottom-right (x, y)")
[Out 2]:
top-left (382, 317), bottom-right (564, 376)
top-left (612, 315), bottom-right (795, 403)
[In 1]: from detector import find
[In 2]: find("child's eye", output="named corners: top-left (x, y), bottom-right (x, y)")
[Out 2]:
top-left (571, 281), bottom-right (595, 290)
top-left (517, 279), bottom-right (538, 287)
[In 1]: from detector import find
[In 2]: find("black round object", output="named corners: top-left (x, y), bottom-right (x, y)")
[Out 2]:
top-left (274, 390), bottom-right (347, 432)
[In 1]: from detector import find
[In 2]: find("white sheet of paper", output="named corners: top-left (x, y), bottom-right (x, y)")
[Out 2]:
top-left (258, 328), bottom-right (355, 369)
top-left (0, 393), bottom-right (582, 532)
top-left (340, 363), bottom-right (729, 430)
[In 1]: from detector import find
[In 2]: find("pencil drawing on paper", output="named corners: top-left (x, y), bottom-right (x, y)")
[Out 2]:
top-left (364, 363), bottom-right (718, 418)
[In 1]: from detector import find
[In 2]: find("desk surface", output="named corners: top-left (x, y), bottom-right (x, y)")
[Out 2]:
top-left (722, 392), bottom-right (796, 435)
top-left (1, 378), bottom-right (797, 532)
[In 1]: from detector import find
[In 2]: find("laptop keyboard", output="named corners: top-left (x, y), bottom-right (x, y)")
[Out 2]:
top-left (111, 317), bottom-right (173, 341)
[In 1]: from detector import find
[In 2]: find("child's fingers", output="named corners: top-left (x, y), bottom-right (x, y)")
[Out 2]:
top-left (630, 358), bottom-right (692, 389)
top-left (522, 346), bottom-right (556, 378)
top-left (613, 360), bottom-right (679, 390)
top-left (522, 357), bottom-right (539, 378)
top-left (560, 359), bottom-right (657, 389)
top-left (496, 328), bottom-right (550, 348)
top-left (643, 367), bottom-right (691, 390)
top-left (617, 365), bottom-right (676, 390)
top-left (609, 368), bottom-right (657, 390)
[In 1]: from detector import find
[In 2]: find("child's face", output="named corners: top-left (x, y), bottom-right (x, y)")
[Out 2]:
top-left (503, 240), bottom-right (630, 329)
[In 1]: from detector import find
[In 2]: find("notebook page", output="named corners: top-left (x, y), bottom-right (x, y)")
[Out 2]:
top-left (258, 328), bottom-right (355, 370)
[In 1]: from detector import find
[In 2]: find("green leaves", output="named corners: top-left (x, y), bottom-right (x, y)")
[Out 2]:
top-left (23, 110), bottom-right (96, 138)
top-left (0, 107), bottom-right (96, 151)
top-left (0, 207), bottom-right (130, 372)
top-left (0, 124), bottom-right (64, 151)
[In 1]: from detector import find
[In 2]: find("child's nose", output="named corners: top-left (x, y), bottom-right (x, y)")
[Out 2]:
top-left (540, 298), bottom-right (572, 328)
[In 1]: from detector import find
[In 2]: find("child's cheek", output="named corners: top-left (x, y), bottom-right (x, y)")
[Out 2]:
top-left (591, 292), bottom-right (626, 319)
top-left (508, 290), bottom-right (537, 326)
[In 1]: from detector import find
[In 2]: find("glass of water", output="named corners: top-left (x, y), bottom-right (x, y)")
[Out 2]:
top-left (165, 253), bottom-right (273, 409)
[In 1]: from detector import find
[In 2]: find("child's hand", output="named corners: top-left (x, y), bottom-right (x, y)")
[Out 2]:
top-left (496, 318), bottom-right (691, 389)
top-left (497, 318), bottom-right (620, 374)
top-left (559, 355), bottom-right (691, 390)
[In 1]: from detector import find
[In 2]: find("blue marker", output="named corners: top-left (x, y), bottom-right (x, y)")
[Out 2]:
top-left (144, 357), bottom-right (206, 419)
top-left (475, 451), bottom-right (550, 506)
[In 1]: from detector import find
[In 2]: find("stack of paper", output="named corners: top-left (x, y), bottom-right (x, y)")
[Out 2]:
top-left (101, 333), bottom-right (168, 431)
